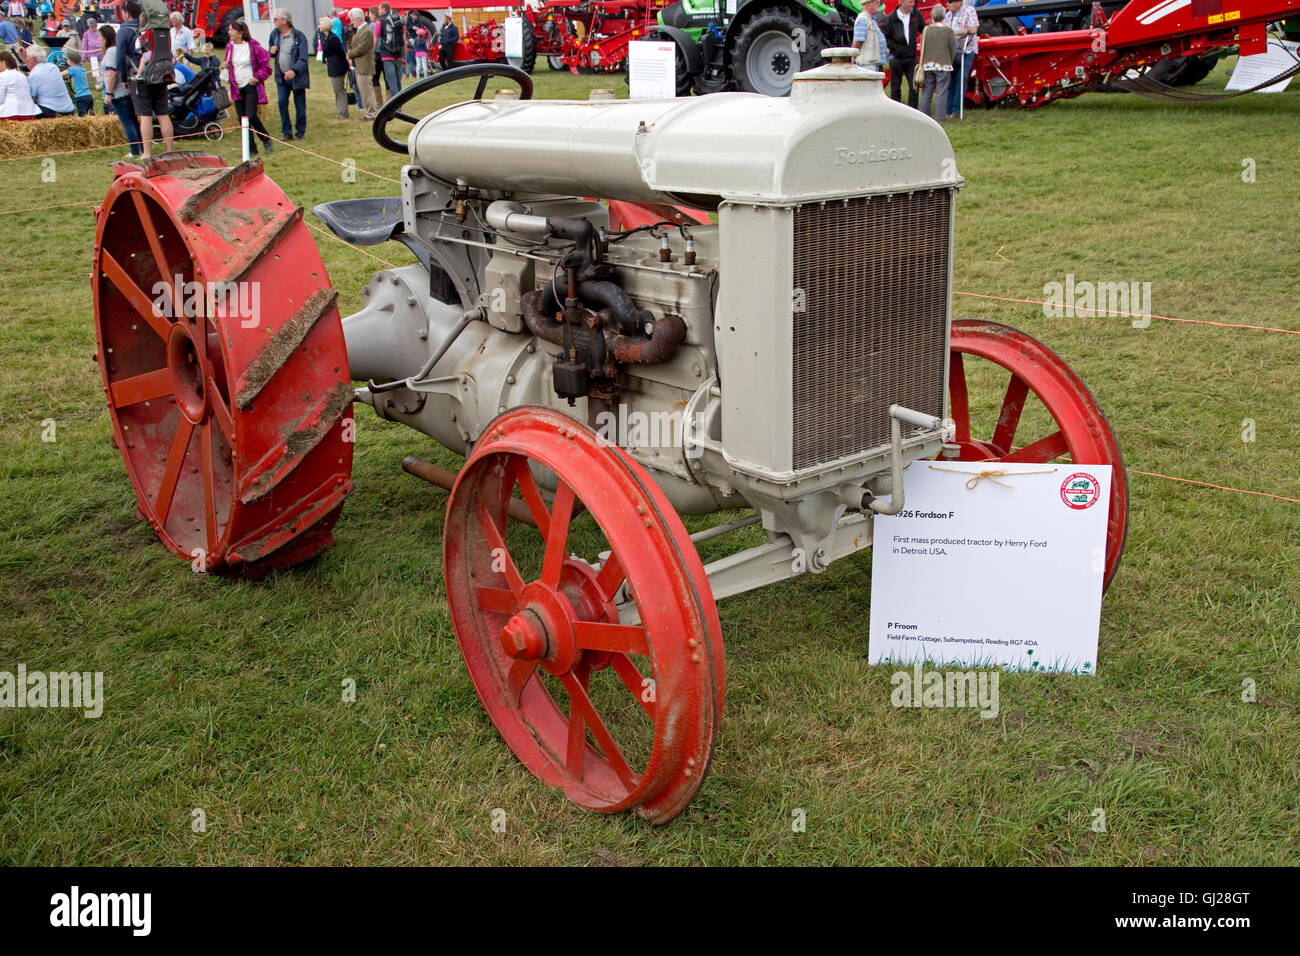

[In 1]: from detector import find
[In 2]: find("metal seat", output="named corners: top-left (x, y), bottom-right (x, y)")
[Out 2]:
top-left (312, 197), bottom-right (405, 247)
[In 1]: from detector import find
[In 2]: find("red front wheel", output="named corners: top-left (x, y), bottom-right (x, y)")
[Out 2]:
top-left (947, 320), bottom-right (1129, 589)
top-left (443, 407), bottom-right (725, 823)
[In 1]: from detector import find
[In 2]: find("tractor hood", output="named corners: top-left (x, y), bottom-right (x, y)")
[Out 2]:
top-left (408, 54), bottom-right (960, 209)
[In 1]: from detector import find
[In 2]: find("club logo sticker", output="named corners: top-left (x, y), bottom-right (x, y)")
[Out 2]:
top-left (1061, 472), bottom-right (1102, 510)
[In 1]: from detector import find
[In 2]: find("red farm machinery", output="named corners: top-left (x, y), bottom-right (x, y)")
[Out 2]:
top-left (967, 0), bottom-right (1300, 107)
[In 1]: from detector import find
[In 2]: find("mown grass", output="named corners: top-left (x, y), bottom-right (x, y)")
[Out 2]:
top-left (0, 63), bottom-right (1296, 865)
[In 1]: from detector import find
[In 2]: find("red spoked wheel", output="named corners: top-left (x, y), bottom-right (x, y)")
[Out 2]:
top-left (947, 320), bottom-right (1128, 588)
top-left (92, 153), bottom-right (354, 575)
top-left (444, 407), bottom-right (725, 823)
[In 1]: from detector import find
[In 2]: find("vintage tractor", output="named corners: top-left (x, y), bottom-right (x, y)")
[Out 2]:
top-left (90, 54), bottom-right (1127, 822)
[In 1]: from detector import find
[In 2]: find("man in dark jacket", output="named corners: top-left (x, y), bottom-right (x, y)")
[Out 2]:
top-left (268, 6), bottom-right (309, 139)
top-left (437, 15), bottom-right (457, 71)
top-left (318, 14), bottom-right (349, 118)
top-left (883, 0), bottom-right (925, 108)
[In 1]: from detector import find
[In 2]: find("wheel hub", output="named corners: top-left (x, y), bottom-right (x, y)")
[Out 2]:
top-left (166, 320), bottom-right (208, 424)
top-left (501, 606), bottom-right (549, 661)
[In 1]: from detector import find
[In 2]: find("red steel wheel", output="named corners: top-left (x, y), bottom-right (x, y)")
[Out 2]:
top-left (947, 319), bottom-right (1128, 589)
top-left (92, 153), bottom-right (354, 575)
top-left (444, 407), bottom-right (725, 823)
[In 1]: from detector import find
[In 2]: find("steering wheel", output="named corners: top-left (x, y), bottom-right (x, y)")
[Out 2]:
top-left (373, 64), bottom-right (534, 154)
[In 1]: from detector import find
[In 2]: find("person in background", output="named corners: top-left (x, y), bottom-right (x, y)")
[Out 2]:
top-left (168, 11), bottom-right (192, 58)
top-left (883, 0), bottom-right (924, 108)
top-left (78, 16), bottom-right (101, 74)
top-left (0, 49), bottom-right (40, 117)
top-left (100, 22), bottom-right (140, 156)
top-left (225, 18), bottom-right (273, 154)
top-left (404, 9), bottom-right (417, 75)
top-left (268, 7), bottom-right (308, 140)
top-left (317, 14), bottom-right (347, 119)
top-left (944, 0), bottom-right (978, 119)
top-left (17, 15), bottom-right (31, 44)
top-left (0, 13), bottom-right (18, 49)
top-left (375, 2), bottom-right (401, 95)
top-left (4, 2), bottom-right (25, 22)
top-left (346, 5), bottom-right (376, 119)
top-left (437, 13), bottom-right (457, 71)
top-left (128, 0), bottom-right (176, 161)
top-left (23, 43), bottom-right (74, 116)
top-left (412, 25), bottom-right (428, 77)
top-left (331, 8), bottom-right (344, 42)
top-left (851, 0), bottom-right (887, 72)
top-left (918, 3), bottom-right (955, 120)
top-left (366, 5), bottom-right (382, 106)
top-left (62, 46), bottom-right (95, 113)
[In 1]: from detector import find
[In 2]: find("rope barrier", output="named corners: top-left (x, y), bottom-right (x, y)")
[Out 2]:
top-left (1126, 469), bottom-right (1300, 505)
top-left (0, 199), bottom-right (98, 216)
top-left (301, 217), bottom-right (403, 269)
top-left (954, 290), bottom-right (1300, 336)
top-left (262, 132), bottom-right (402, 185)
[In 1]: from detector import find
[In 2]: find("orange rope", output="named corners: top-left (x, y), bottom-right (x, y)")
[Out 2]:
top-left (0, 199), bottom-right (98, 215)
top-left (0, 122), bottom-right (246, 162)
top-left (1127, 469), bottom-right (1299, 504)
top-left (302, 217), bottom-right (403, 269)
top-left (955, 290), bottom-right (1300, 336)
top-left (262, 132), bottom-right (402, 185)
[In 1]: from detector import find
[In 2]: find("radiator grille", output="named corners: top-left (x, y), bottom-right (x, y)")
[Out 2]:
top-left (791, 189), bottom-right (952, 470)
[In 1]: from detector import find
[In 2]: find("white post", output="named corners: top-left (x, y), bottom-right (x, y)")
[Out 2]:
top-left (241, 115), bottom-right (250, 162)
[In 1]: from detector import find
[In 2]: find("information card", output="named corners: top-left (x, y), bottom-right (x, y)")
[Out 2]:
top-left (628, 40), bottom-right (677, 99)
top-left (868, 462), bottom-right (1111, 674)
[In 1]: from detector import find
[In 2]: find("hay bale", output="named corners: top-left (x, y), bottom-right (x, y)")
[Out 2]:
top-left (0, 114), bottom-right (125, 159)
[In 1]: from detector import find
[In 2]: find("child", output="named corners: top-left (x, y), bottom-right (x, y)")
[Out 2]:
top-left (62, 45), bottom-right (93, 114)
top-left (413, 26), bottom-right (427, 78)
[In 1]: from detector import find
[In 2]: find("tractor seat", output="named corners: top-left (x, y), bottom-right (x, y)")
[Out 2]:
top-left (312, 197), bottom-right (405, 246)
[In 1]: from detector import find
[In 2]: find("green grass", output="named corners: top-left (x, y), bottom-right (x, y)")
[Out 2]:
top-left (0, 63), bottom-right (1297, 865)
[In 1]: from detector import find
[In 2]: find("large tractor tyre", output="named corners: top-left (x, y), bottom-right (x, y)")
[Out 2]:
top-left (507, 21), bottom-right (537, 73)
top-left (92, 153), bottom-right (354, 577)
top-left (731, 7), bottom-right (825, 97)
top-left (546, 54), bottom-right (566, 70)
top-left (1147, 54), bottom-right (1216, 87)
top-left (980, 18), bottom-right (1019, 38)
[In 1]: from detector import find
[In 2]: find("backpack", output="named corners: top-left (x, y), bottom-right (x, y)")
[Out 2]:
top-left (381, 13), bottom-right (403, 58)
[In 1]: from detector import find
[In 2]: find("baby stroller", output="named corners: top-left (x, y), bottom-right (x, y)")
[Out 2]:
top-left (168, 63), bottom-right (230, 141)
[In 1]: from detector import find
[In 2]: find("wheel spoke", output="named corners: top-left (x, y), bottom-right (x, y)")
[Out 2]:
top-left (574, 621), bottom-right (649, 656)
top-left (132, 191), bottom-right (181, 321)
top-left (110, 367), bottom-right (172, 408)
top-left (394, 111), bottom-right (420, 125)
top-left (101, 248), bottom-right (172, 341)
top-left (610, 653), bottom-right (656, 719)
top-left (595, 551), bottom-right (625, 601)
top-left (477, 500), bottom-right (525, 597)
top-left (564, 660), bottom-right (590, 777)
top-left (948, 351), bottom-right (971, 443)
top-left (561, 672), bottom-right (636, 789)
top-left (476, 586), bottom-right (517, 615)
top-left (208, 383), bottom-right (234, 444)
top-left (510, 456), bottom-right (551, 535)
top-left (1002, 430), bottom-right (1068, 464)
top-left (154, 415), bottom-right (195, 527)
top-left (991, 375), bottom-right (1029, 455)
top-left (506, 657), bottom-right (537, 704)
top-left (540, 480), bottom-right (575, 588)
top-left (473, 74), bottom-right (490, 99)
top-left (201, 420), bottom-right (218, 555)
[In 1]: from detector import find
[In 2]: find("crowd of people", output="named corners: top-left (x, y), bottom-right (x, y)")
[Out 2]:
top-left (0, 1), bottom-right (458, 156)
top-left (852, 0), bottom-right (980, 121)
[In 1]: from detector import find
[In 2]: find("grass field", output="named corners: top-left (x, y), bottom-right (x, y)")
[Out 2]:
top-left (0, 63), bottom-right (1296, 866)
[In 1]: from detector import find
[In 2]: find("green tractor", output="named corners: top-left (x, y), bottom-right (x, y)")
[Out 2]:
top-left (652, 0), bottom-right (865, 97)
